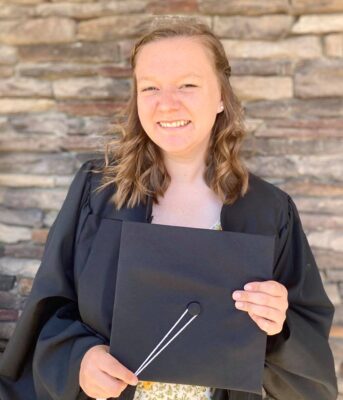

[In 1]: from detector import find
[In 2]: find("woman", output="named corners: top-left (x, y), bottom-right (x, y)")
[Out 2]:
top-left (0, 18), bottom-right (338, 400)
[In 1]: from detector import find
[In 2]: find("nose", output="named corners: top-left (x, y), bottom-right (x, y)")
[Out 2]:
top-left (157, 88), bottom-right (180, 112)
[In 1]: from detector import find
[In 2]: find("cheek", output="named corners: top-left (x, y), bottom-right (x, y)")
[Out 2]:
top-left (137, 97), bottom-right (156, 125)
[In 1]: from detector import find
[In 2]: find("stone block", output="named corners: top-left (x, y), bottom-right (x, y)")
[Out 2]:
top-left (324, 283), bottom-right (341, 305)
top-left (327, 269), bottom-right (343, 282)
top-left (0, 174), bottom-right (56, 188)
top-left (245, 98), bottom-right (343, 119)
top-left (43, 210), bottom-right (58, 227)
top-left (294, 59), bottom-right (343, 98)
top-left (0, 137), bottom-right (102, 158)
top-left (0, 4), bottom-right (35, 18)
top-left (17, 277), bottom-right (33, 296)
top-left (0, 0), bottom-right (44, 3)
top-left (243, 137), bottom-right (343, 156)
top-left (229, 59), bottom-right (295, 76)
top-left (292, 14), bottom-right (343, 34)
top-left (4, 243), bottom-right (44, 259)
top-left (50, 0), bottom-right (96, 2)
top-left (18, 42), bottom-right (120, 63)
top-left (0, 275), bottom-right (15, 291)
top-left (291, 0), bottom-right (343, 14)
top-left (301, 214), bottom-right (343, 231)
top-left (0, 309), bottom-right (18, 322)
top-left (308, 230), bottom-right (343, 253)
top-left (334, 304), bottom-right (343, 325)
top-left (231, 76), bottom-right (292, 100)
top-left (36, 2), bottom-right (105, 19)
top-left (0, 205), bottom-right (42, 228)
top-left (0, 17), bottom-right (76, 45)
top-left (214, 15), bottom-right (294, 39)
top-left (312, 248), bottom-right (343, 270)
top-left (0, 78), bottom-right (52, 98)
top-left (57, 100), bottom-right (124, 117)
top-left (147, 0), bottom-right (198, 13)
top-left (36, 0), bottom-right (150, 20)
top-left (77, 15), bottom-right (152, 41)
top-left (0, 117), bottom-right (9, 131)
top-left (325, 34), bottom-right (343, 57)
top-left (222, 36), bottom-right (321, 59)
top-left (7, 111), bottom-right (77, 136)
top-left (67, 115), bottom-right (111, 135)
top-left (0, 98), bottom-right (55, 114)
top-left (0, 67), bottom-right (13, 78)
top-left (0, 133), bottom-right (62, 152)
top-left (18, 63), bottom-right (131, 79)
top-left (0, 223), bottom-right (31, 244)
top-left (0, 322), bottom-right (16, 341)
top-left (330, 337), bottom-right (343, 366)
top-left (0, 257), bottom-right (40, 278)
top-left (0, 45), bottom-right (17, 65)
top-left (292, 197), bottom-right (343, 215)
top-left (0, 187), bottom-right (68, 210)
top-left (246, 153), bottom-right (343, 180)
top-left (0, 291), bottom-right (21, 309)
top-left (31, 228), bottom-right (49, 244)
top-left (0, 152), bottom-right (75, 175)
top-left (36, 0), bottom-right (193, 17)
top-left (61, 134), bottom-right (104, 151)
top-left (330, 325), bottom-right (343, 339)
top-left (52, 77), bottom-right (130, 100)
top-left (254, 118), bottom-right (343, 138)
top-left (198, 0), bottom-right (289, 15)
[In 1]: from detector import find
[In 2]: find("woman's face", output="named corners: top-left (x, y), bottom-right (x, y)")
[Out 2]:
top-left (135, 37), bottom-right (223, 159)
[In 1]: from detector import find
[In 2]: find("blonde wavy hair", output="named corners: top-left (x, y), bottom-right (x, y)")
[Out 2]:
top-left (92, 16), bottom-right (249, 210)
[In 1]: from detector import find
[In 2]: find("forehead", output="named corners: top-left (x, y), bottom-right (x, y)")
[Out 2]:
top-left (135, 37), bottom-right (216, 80)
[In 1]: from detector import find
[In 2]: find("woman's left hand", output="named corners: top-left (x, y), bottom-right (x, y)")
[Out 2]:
top-left (232, 280), bottom-right (288, 336)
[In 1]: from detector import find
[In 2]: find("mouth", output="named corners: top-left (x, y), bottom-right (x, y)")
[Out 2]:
top-left (157, 120), bottom-right (191, 129)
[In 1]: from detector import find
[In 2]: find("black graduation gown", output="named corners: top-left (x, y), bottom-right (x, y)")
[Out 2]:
top-left (0, 158), bottom-right (338, 400)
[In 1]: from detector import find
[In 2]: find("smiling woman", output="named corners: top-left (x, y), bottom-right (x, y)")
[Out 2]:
top-left (135, 36), bottom-right (223, 161)
top-left (92, 17), bottom-right (248, 213)
top-left (0, 15), bottom-right (337, 400)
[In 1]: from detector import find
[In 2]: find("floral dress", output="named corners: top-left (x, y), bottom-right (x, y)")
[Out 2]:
top-left (133, 219), bottom-right (222, 400)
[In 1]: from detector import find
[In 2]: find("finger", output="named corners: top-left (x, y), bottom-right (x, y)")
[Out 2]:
top-left (88, 382), bottom-right (123, 399)
top-left (232, 291), bottom-right (288, 312)
top-left (248, 312), bottom-right (279, 335)
top-left (99, 354), bottom-right (138, 386)
top-left (244, 280), bottom-right (287, 297)
top-left (94, 374), bottom-right (128, 398)
top-left (235, 302), bottom-right (285, 325)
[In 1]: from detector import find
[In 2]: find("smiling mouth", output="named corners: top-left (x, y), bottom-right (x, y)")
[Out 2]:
top-left (157, 121), bottom-right (191, 128)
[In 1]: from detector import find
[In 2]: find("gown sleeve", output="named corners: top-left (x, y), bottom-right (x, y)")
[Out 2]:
top-left (0, 160), bottom-right (107, 400)
top-left (263, 195), bottom-right (338, 400)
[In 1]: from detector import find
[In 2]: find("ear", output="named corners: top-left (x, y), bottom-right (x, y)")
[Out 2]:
top-left (217, 102), bottom-right (224, 113)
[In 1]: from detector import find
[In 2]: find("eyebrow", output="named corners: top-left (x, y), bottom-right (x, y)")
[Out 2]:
top-left (137, 73), bottom-right (203, 82)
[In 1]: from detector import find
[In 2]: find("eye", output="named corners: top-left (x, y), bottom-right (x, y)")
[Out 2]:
top-left (181, 84), bottom-right (197, 88)
top-left (141, 86), bottom-right (158, 92)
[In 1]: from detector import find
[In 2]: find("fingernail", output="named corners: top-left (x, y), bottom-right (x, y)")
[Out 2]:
top-left (244, 284), bottom-right (252, 290)
top-left (232, 292), bottom-right (241, 300)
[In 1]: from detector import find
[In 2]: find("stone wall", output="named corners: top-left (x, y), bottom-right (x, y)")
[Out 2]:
top-left (0, 0), bottom-right (342, 396)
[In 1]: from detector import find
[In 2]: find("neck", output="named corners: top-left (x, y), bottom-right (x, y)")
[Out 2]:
top-left (162, 152), bottom-right (207, 186)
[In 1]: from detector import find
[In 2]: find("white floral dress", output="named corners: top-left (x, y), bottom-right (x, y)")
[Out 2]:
top-left (133, 220), bottom-right (222, 400)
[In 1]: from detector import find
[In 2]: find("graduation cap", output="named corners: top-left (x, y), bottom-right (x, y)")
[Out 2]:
top-left (109, 221), bottom-right (275, 395)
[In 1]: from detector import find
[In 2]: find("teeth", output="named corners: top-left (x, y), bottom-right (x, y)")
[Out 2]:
top-left (159, 120), bottom-right (190, 128)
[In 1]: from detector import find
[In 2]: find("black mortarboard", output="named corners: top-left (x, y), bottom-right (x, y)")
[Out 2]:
top-left (109, 221), bottom-right (275, 395)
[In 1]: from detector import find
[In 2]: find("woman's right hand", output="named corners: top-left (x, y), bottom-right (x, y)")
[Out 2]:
top-left (79, 344), bottom-right (139, 398)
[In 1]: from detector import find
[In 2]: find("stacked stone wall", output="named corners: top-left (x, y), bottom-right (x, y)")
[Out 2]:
top-left (0, 0), bottom-right (342, 396)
